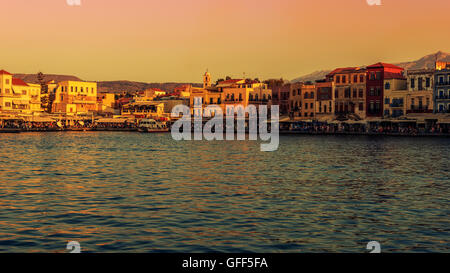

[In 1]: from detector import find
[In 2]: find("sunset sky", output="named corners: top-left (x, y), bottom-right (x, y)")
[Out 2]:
top-left (1, 0), bottom-right (449, 83)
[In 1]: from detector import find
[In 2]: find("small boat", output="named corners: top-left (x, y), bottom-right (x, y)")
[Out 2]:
top-left (138, 119), bottom-right (169, 133)
top-left (0, 128), bottom-right (21, 133)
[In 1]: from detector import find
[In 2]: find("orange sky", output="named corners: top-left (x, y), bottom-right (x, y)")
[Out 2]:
top-left (1, 0), bottom-right (449, 83)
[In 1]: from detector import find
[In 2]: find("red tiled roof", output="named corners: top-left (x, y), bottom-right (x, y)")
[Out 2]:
top-left (384, 72), bottom-right (406, 80)
top-left (367, 62), bottom-right (404, 70)
top-left (0, 69), bottom-right (12, 75)
top-left (12, 78), bottom-right (29, 86)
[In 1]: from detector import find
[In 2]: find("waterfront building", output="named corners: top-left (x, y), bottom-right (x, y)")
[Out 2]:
top-left (434, 61), bottom-right (450, 113)
top-left (52, 80), bottom-right (98, 115)
top-left (366, 63), bottom-right (404, 118)
top-left (405, 69), bottom-right (434, 114)
top-left (0, 70), bottom-right (42, 114)
top-left (121, 101), bottom-right (165, 119)
top-left (300, 84), bottom-right (316, 118)
top-left (26, 83), bottom-right (42, 113)
top-left (383, 73), bottom-right (407, 118)
top-left (271, 83), bottom-right (290, 116)
top-left (219, 78), bottom-right (271, 115)
top-left (315, 80), bottom-right (335, 120)
top-left (97, 93), bottom-right (117, 114)
top-left (189, 72), bottom-right (272, 117)
top-left (289, 82), bottom-right (303, 118)
top-left (327, 67), bottom-right (366, 119)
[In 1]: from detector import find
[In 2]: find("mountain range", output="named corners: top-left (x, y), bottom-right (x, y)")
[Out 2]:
top-left (291, 51), bottom-right (450, 83)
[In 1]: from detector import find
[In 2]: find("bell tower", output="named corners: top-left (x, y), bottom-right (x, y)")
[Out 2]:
top-left (203, 70), bottom-right (211, 89)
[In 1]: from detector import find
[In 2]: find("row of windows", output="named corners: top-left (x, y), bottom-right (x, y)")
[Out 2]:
top-left (60, 86), bottom-right (95, 94)
top-left (410, 77), bottom-right (431, 89)
top-left (335, 74), bottom-right (365, 84)
top-left (335, 88), bottom-right (364, 98)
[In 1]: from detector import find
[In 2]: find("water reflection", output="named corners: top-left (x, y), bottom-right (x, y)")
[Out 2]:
top-left (0, 132), bottom-right (448, 252)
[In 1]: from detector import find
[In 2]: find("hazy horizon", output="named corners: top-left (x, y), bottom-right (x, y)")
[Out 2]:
top-left (1, 0), bottom-right (449, 83)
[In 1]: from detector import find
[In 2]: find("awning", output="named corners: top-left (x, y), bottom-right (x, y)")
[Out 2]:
top-left (31, 117), bottom-right (55, 122)
top-left (96, 118), bottom-right (127, 123)
top-left (12, 100), bottom-right (28, 105)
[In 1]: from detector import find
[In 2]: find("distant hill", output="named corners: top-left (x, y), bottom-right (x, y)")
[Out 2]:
top-left (12, 73), bottom-right (202, 93)
top-left (292, 51), bottom-right (450, 83)
top-left (396, 51), bottom-right (450, 70)
top-left (13, 73), bottom-right (82, 84)
top-left (97, 81), bottom-right (202, 93)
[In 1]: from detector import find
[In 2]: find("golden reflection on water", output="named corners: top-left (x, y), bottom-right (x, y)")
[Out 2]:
top-left (0, 132), bottom-right (449, 252)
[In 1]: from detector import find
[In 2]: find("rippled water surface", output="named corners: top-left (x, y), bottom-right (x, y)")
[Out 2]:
top-left (0, 132), bottom-right (448, 252)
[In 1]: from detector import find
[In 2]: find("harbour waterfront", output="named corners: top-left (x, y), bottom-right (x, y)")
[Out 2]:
top-left (0, 132), bottom-right (448, 253)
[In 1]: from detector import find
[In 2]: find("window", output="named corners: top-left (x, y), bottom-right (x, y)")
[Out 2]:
top-left (359, 89), bottom-right (363, 98)
top-left (385, 82), bottom-right (390, 90)
top-left (353, 89), bottom-right (357, 98)
top-left (385, 98), bottom-right (390, 104)
top-left (344, 88), bottom-right (350, 98)
top-left (342, 76), bottom-right (346, 83)
top-left (5, 102), bottom-right (11, 107)
top-left (210, 98), bottom-right (213, 104)
top-left (310, 92), bottom-right (314, 99)
top-left (336, 76), bottom-right (340, 84)
top-left (310, 103), bottom-right (313, 109)
top-left (375, 72), bottom-right (381, 80)
top-left (359, 102), bottom-right (363, 111)
top-left (418, 77), bottom-right (423, 90)
top-left (6, 79), bottom-right (10, 84)
top-left (335, 89), bottom-right (339, 98)
top-left (353, 75), bottom-right (358, 83)
top-left (360, 75), bottom-right (364, 83)
top-left (426, 77), bottom-right (430, 88)
top-left (239, 93), bottom-right (242, 101)
top-left (22, 90), bottom-right (27, 95)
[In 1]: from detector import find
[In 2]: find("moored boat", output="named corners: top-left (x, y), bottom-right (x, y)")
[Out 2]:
top-left (138, 119), bottom-right (169, 133)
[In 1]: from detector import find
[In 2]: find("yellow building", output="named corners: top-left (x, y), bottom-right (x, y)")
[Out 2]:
top-left (0, 70), bottom-right (16, 113)
top-left (0, 70), bottom-right (41, 114)
top-left (383, 76), bottom-right (407, 117)
top-left (97, 93), bottom-right (116, 114)
top-left (27, 83), bottom-right (42, 113)
top-left (52, 80), bottom-right (98, 114)
top-left (405, 69), bottom-right (434, 114)
top-left (189, 72), bottom-right (272, 118)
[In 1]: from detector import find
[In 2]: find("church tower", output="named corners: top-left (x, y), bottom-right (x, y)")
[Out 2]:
top-left (203, 70), bottom-right (211, 89)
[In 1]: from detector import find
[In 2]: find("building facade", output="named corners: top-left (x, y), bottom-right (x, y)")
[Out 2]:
top-left (328, 67), bottom-right (366, 119)
top-left (315, 80), bottom-right (334, 119)
top-left (366, 63), bottom-right (404, 118)
top-left (383, 76), bottom-right (407, 118)
top-left (434, 61), bottom-right (450, 113)
top-left (289, 82), bottom-right (303, 118)
top-left (52, 81), bottom-right (98, 114)
top-left (300, 84), bottom-right (316, 118)
top-left (0, 70), bottom-right (41, 114)
top-left (405, 69), bottom-right (434, 114)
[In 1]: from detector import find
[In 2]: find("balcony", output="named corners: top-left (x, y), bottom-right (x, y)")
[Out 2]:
top-left (436, 81), bottom-right (450, 86)
top-left (436, 95), bottom-right (450, 100)
top-left (390, 103), bottom-right (404, 108)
